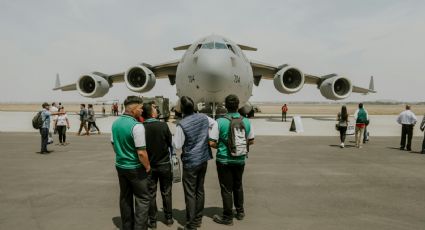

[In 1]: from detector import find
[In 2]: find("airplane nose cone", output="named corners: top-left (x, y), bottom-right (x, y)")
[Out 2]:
top-left (196, 53), bottom-right (230, 92)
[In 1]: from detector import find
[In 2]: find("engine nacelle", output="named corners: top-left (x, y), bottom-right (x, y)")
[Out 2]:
top-left (319, 76), bottom-right (352, 100)
top-left (273, 65), bottom-right (305, 94)
top-left (238, 102), bottom-right (255, 118)
top-left (124, 65), bottom-right (156, 93)
top-left (76, 73), bottom-right (110, 98)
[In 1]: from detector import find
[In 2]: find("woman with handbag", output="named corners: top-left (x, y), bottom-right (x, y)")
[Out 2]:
top-left (337, 105), bottom-right (349, 148)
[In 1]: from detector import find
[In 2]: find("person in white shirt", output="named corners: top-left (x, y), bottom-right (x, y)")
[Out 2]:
top-left (55, 107), bottom-right (70, 145)
top-left (50, 102), bottom-right (59, 134)
top-left (172, 96), bottom-right (216, 230)
top-left (396, 105), bottom-right (417, 151)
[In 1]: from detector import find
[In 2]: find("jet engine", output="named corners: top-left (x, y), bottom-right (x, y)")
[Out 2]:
top-left (319, 76), bottom-right (352, 100)
top-left (273, 65), bottom-right (305, 94)
top-left (124, 65), bottom-right (156, 93)
top-left (76, 73), bottom-right (110, 98)
top-left (238, 102), bottom-right (255, 118)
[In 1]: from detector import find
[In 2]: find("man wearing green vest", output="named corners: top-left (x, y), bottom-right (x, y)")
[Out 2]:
top-left (354, 103), bottom-right (369, 148)
top-left (111, 96), bottom-right (151, 230)
top-left (210, 94), bottom-right (255, 226)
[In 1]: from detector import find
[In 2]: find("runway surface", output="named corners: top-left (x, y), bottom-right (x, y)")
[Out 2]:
top-left (1, 111), bottom-right (424, 136)
top-left (0, 133), bottom-right (424, 230)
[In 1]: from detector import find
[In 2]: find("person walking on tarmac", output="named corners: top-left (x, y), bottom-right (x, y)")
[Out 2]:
top-left (354, 103), bottom-right (369, 149)
top-left (281, 104), bottom-right (288, 122)
top-left (337, 105), bottom-right (349, 148)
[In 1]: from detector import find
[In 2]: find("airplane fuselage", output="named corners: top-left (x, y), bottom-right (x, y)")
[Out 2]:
top-left (175, 35), bottom-right (253, 109)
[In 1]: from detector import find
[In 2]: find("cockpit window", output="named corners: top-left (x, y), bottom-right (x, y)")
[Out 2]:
top-left (201, 42), bottom-right (214, 49)
top-left (193, 44), bottom-right (202, 54)
top-left (215, 42), bottom-right (227, 49)
top-left (227, 44), bottom-right (236, 54)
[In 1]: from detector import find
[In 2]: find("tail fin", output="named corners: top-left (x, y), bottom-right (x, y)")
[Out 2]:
top-left (55, 73), bottom-right (61, 88)
top-left (369, 76), bottom-right (374, 91)
top-left (367, 76), bottom-right (377, 93)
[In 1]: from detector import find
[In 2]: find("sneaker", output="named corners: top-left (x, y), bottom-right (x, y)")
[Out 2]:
top-left (235, 212), bottom-right (245, 220)
top-left (164, 218), bottom-right (174, 226)
top-left (340, 143), bottom-right (345, 148)
top-left (213, 215), bottom-right (233, 225)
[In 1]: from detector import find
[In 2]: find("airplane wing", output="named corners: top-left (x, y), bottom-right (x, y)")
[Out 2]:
top-left (250, 60), bottom-right (376, 95)
top-left (53, 59), bottom-right (180, 92)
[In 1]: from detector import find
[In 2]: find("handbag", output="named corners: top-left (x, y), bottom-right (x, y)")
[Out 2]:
top-left (335, 123), bottom-right (340, 131)
top-left (169, 147), bottom-right (182, 183)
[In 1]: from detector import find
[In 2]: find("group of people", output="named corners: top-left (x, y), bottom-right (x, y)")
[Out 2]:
top-left (336, 103), bottom-right (370, 148)
top-left (111, 94), bottom-right (254, 230)
top-left (77, 104), bottom-right (101, 136)
top-left (336, 103), bottom-right (425, 153)
top-left (37, 102), bottom-right (69, 153)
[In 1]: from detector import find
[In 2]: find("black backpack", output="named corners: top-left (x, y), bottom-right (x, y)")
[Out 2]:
top-left (32, 111), bottom-right (43, 129)
top-left (225, 116), bottom-right (249, 157)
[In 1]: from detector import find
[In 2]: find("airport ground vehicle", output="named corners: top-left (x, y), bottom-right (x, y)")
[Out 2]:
top-left (141, 96), bottom-right (170, 121)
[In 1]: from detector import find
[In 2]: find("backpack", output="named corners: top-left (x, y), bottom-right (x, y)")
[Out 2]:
top-left (225, 115), bottom-right (249, 157)
top-left (32, 111), bottom-right (43, 129)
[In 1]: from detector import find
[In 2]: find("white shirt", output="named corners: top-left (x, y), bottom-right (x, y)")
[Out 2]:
top-left (50, 106), bottom-right (58, 121)
top-left (397, 110), bottom-right (417, 125)
top-left (111, 123), bottom-right (146, 148)
top-left (56, 114), bottom-right (68, 126)
top-left (173, 116), bottom-right (217, 150)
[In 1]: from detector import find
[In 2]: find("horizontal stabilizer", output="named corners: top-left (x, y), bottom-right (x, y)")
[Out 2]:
top-left (173, 44), bottom-right (191, 51)
top-left (237, 44), bottom-right (257, 51)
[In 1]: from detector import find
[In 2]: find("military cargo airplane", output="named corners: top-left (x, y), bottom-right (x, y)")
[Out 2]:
top-left (54, 35), bottom-right (376, 117)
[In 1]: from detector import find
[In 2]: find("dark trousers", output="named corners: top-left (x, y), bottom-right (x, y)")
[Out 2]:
top-left (39, 128), bottom-right (49, 152)
top-left (88, 121), bottom-right (100, 132)
top-left (282, 112), bottom-right (287, 122)
top-left (116, 167), bottom-right (151, 230)
top-left (57, 126), bottom-right (67, 143)
top-left (400, 124), bottom-right (414, 150)
top-left (182, 162), bottom-right (208, 229)
top-left (78, 120), bottom-right (88, 135)
top-left (363, 126), bottom-right (369, 143)
top-left (148, 164), bottom-right (173, 222)
top-left (422, 133), bottom-right (425, 153)
top-left (339, 126), bottom-right (347, 143)
top-left (216, 162), bottom-right (245, 219)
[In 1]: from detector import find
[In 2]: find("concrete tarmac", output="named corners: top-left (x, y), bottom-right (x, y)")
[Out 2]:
top-left (1, 133), bottom-right (425, 230)
top-left (1, 111), bottom-right (425, 136)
